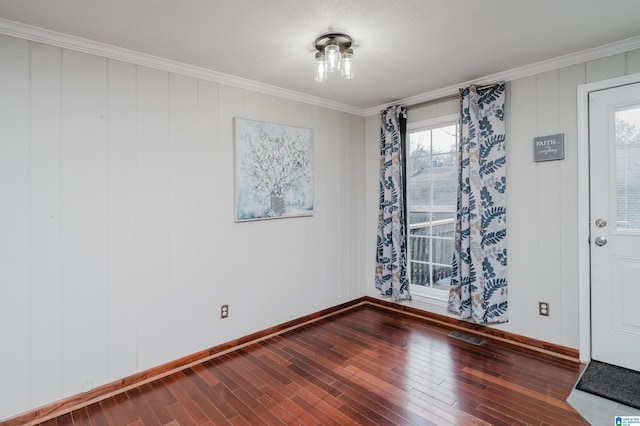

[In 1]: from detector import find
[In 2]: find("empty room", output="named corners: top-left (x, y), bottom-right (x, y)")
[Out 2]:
top-left (1, 1), bottom-right (640, 425)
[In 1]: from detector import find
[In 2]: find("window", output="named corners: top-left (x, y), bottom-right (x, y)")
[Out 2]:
top-left (406, 115), bottom-right (458, 297)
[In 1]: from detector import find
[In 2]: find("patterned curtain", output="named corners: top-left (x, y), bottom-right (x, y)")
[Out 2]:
top-left (448, 84), bottom-right (508, 323)
top-left (375, 105), bottom-right (411, 301)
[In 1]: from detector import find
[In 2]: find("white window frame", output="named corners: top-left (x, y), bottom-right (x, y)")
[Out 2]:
top-left (406, 114), bottom-right (459, 302)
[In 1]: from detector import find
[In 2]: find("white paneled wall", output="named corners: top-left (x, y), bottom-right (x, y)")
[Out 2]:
top-left (0, 35), bottom-right (30, 418)
top-left (0, 34), bottom-right (365, 420)
top-left (29, 41), bottom-right (64, 409)
top-left (365, 48), bottom-right (640, 349)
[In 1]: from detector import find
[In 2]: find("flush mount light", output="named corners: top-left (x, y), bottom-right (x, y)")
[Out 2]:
top-left (314, 33), bottom-right (354, 82)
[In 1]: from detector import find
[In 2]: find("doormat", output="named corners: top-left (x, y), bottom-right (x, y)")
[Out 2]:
top-left (575, 360), bottom-right (640, 409)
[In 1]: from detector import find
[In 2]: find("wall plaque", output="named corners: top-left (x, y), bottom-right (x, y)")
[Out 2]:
top-left (533, 133), bottom-right (564, 162)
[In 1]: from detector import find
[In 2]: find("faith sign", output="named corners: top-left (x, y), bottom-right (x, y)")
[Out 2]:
top-left (533, 133), bottom-right (564, 162)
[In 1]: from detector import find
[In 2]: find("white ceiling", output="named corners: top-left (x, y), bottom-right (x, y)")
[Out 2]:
top-left (1, 0), bottom-right (640, 111)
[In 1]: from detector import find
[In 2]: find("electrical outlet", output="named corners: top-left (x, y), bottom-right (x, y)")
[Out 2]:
top-left (539, 302), bottom-right (550, 316)
top-left (221, 304), bottom-right (229, 319)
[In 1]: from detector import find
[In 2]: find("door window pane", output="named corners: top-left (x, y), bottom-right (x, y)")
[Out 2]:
top-left (615, 105), bottom-right (640, 231)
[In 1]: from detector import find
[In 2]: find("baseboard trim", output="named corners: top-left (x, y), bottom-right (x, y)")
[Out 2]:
top-left (1, 296), bottom-right (579, 425)
top-left (362, 296), bottom-right (580, 362)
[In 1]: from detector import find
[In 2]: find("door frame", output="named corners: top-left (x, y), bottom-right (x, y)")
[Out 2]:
top-left (576, 72), bottom-right (640, 363)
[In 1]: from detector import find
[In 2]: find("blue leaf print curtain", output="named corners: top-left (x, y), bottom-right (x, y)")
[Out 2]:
top-left (375, 105), bottom-right (411, 301)
top-left (448, 84), bottom-right (508, 323)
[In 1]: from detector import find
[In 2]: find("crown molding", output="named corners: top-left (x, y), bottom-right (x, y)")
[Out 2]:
top-left (0, 18), bottom-right (364, 116)
top-left (364, 34), bottom-right (640, 117)
top-left (2, 17), bottom-right (640, 119)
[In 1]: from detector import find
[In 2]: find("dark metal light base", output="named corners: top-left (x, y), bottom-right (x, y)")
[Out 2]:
top-left (314, 33), bottom-right (353, 52)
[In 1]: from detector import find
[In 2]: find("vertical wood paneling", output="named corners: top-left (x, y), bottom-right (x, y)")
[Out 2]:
top-left (290, 100), bottom-right (315, 321)
top-left (229, 90), bottom-right (261, 330)
top-left (340, 113), bottom-right (351, 303)
top-left (135, 66), bottom-right (170, 370)
top-left (315, 110), bottom-right (341, 310)
top-left (364, 114), bottom-right (381, 301)
top-left (287, 101), bottom-right (315, 320)
top-left (29, 41), bottom-right (63, 408)
top-left (168, 73), bottom-right (200, 358)
top-left (270, 97), bottom-right (300, 326)
top-left (310, 108), bottom-right (327, 312)
top-left (499, 76), bottom-right (539, 335)
top-left (586, 52), bottom-right (627, 82)
top-left (355, 114), bottom-right (367, 299)
top-left (331, 109), bottom-right (345, 308)
top-left (337, 113), bottom-right (349, 305)
top-left (215, 84), bottom-right (245, 344)
top-left (314, 109), bottom-right (330, 310)
top-left (243, 93), bottom-right (282, 329)
top-left (535, 70), bottom-right (563, 343)
top-left (557, 63), bottom-right (586, 348)
top-left (628, 49), bottom-right (640, 74)
top-left (61, 49), bottom-right (109, 396)
top-left (195, 79), bottom-right (219, 348)
top-left (347, 114), bottom-right (362, 300)
top-left (0, 34), bottom-right (30, 418)
top-left (106, 59), bottom-right (137, 380)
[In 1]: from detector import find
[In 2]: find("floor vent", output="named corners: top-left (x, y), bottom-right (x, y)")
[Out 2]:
top-left (448, 331), bottom-right (485, 345)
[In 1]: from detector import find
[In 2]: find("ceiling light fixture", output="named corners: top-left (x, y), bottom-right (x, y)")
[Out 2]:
top-left (314, 33), bottom-right (354, 82)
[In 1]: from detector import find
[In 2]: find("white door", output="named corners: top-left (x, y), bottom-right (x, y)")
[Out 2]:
top-left (590, 82), bottom-right (640, 371)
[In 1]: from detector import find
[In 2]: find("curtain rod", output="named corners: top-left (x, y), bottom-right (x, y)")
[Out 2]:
top-left (407, 93), bottom-right (459, 110)
top-left (406, 82), bottom-right (502, 110)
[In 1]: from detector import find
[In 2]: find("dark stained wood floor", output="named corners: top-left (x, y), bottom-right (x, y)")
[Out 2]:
top-left (35, 305), bottom-right (588, 425)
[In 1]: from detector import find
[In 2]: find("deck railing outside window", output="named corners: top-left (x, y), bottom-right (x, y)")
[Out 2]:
top-left (408, 216), bottom-right (454, 290)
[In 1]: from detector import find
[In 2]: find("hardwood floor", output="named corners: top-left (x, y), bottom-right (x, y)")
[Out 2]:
top-left (32, 305), bottom-right (587, 425)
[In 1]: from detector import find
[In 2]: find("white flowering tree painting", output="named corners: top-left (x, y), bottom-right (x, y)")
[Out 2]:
top-left (235, 118), bottom-right (313, 221)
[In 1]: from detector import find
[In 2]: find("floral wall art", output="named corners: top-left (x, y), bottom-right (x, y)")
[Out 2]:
top-left (234, 118), bottom-right (314, 221)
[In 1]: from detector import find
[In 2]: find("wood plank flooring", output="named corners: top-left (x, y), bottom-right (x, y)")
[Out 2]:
top-left (33, 305), bottom-right (588, 425)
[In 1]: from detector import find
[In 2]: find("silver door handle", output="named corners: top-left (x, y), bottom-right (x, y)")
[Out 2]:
top-left (595, 218), bottom-right (607, 227)
top-left (594, 236), bottom-right (607, 246)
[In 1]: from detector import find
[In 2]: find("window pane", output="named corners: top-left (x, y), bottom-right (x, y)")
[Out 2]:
top-left (432, 266), bottom-right (451, 290)
top-left (432, 212), bottom-right (456, 235)
top-left (410, 130), bottom-right (432, 156)
top-left (409, 235), bottom-right (429, 263)
top-left (409, 212), bottom-right (430, 263)
top-left (615, 105), bottom-right (640, 231)
top-left (406, 119), bottom-right (458, 292)
top-left (432, 125), bottom-right (457, 154)
top-left (408, 169), bottom-right (432, 206)
top-left (410, 263), bottom-right (431, 287)
top-left (432, 177), bottom-right (457, 205)
top-left (432, 237), bottom-right (454, 265)
top-left (409, 153), bottom-right (430, 177)
top-left (409, 211), bottom-right (430, 225)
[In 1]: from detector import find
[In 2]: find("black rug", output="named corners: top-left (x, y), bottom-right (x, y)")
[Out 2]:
top-left (575, 360), bottom-right (640, 409)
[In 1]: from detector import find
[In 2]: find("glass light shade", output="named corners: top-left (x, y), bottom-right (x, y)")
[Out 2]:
top-left (314, 53), bottom-right (327, 82)
top-left (341, 49), bottom-right (354, 79)
top-left (325, 43), bottom-right (341, 72)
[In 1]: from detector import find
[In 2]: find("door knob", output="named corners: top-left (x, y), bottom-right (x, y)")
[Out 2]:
top-left (594, 236), bottom-right (607, 246)
top-left (595, 218), bottom-right (607, 227)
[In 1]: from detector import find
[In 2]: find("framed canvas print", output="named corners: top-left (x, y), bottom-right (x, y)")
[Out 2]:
top-left (234, 118), bottom-right (313, 221)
